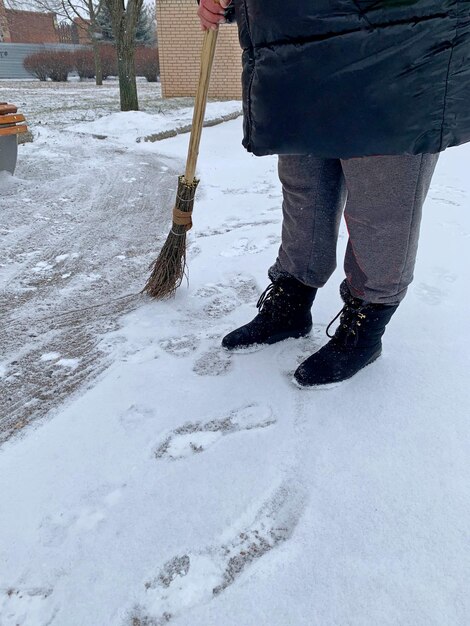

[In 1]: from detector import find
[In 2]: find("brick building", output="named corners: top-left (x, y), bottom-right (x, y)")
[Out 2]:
top-left (156, 0), bottom-right (242, 99)
top-left (0, 0), bottom-right (11, 42)
top-left (73, 17), bottom-right (93, 45)
top-left (0, 0), bottom-right (81, 78)
top-left (4, 7), bottom-right (59, 44)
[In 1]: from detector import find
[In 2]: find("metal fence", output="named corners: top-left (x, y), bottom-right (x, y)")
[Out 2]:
top-left (0, 43), bottom-right (85, 79)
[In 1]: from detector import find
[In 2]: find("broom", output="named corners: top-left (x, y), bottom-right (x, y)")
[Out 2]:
top-left (143, 27), bottom-right (219, 299)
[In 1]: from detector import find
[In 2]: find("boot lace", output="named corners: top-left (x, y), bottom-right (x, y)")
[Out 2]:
top-left (256, 283), bottom-right (285, 318)
top-left (326, 300), bottom-right (367, 347)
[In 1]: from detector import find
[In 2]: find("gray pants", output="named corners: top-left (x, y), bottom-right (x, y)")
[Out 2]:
top-left (269, 153), bottom-right (439, 305)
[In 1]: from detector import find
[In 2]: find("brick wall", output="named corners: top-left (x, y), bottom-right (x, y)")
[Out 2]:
top-left (0, 0), bottom-right (11, 43)
top-left (6, 9), bottom-right (59, 44)
top-left (74, 17), bottom-right (93, 45)
top-left (157, 0), bottom-right (242, 99)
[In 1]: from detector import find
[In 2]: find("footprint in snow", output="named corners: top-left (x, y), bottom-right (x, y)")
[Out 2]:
top-left (230, 274), bottom-right (259, 302)
top-left (159, 276), bottom-right (260, 372)
top-left (219, 234), bottom-right (280, 258)
top-left (432, 267), bottom-right (457, 284)
top-left (0, 587), bottom-right (56, 625)
top-left (120, 404), bottom-right (156, 432)
top-left (193, 275), bottom-right (259, 317)
top-left (192, 347), bottom-right (232, 376)
top-left (196, 216), bottom-right (280, 238)
top-left (39, 486), bottom-right (124, 547)
top-left (195, 275), bottom-right (258, 302)
top-left (274, 330), bottom-right (324, 376)
top-left (131, 479), bottom-right (306, 625)
top-left (414, 266), bottom-right (458, 306)
top-left (154, 404), bottom-right (276, 461)
top-left (414, 283), bottom-right (446, 306)
top-left (193, 284), bottom-right (221, 298)
top-left (202, 294), bottom-right (240, 319)
top-left (187, 243), bottom-right (201, 260)
top-left (159, 334), bottom-right (200, 358)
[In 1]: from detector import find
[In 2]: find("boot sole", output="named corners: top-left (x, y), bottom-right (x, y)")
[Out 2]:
top-left (222, 325), bottom-right (312, 354)
top-left (292, 351), bottom-right (382, 390)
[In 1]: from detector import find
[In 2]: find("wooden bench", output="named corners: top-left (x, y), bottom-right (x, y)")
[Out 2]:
top-left (0, 103), bottom-right (28, 137)
top-left (0, 103), bottom-right (28, 175)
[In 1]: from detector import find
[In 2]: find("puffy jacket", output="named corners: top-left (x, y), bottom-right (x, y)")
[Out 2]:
top-left (234, 0), bottom-right (470, 158)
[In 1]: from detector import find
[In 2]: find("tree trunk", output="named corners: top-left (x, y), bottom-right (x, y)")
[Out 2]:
top-left (116, 42), bottom-right (139, 111)
top-left (105, 0), bottom-right (142, 111)
top-left (93, 42), bottom-right (103, 86)
top-left (86, 0), bottom-right (102, 86)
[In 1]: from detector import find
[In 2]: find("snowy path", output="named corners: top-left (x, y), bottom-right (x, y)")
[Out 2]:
top-left (1, 117), bottom-right (470, 625)
top-left (1, 127), bottom-right (180, 443)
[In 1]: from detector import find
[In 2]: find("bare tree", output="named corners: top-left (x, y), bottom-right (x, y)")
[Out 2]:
top-left (7, 0), bottom-right (145, 109)
top-left (70, 0), bottom-right (105, 84)
top-left (59, 0), bottom-right (106, 85)
top-left (103, 0), bottom-right (143, 111)
top-left (6, 0), bottom-right (106, 85)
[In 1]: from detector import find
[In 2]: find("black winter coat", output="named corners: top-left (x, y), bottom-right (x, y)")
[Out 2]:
top-left (234, 0), bottom-right (470, 158)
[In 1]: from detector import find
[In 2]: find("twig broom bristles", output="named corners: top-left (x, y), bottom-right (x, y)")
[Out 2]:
top-left (142, 28), bottom-right (219, 299)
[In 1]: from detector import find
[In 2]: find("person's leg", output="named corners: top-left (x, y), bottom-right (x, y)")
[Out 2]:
top-left (222, 154), bottom-right (347, 350)
top-left (294, 152), bottom-right (440, 387)
top-left (269, 154), bottom-right (347, 287)
top-left (341, 153), bottom-right (440, 304)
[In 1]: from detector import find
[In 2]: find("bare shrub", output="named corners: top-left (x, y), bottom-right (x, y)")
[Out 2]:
top-left (73, 48), bottom-right (95, 80)
top-left (100, 44), bottom-right (118, 80)
top-left (135, 47), bottom-right (159, 82)
top-left (24, 50), bottom-right (74, 82)
top-left (23, 52), bottom-right (49, 81)
top-left (45, 51), bottom-right (74, 82)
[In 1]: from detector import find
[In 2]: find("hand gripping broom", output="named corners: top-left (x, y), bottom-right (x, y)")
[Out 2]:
top-left (142, 28), bottom-right (219, 299)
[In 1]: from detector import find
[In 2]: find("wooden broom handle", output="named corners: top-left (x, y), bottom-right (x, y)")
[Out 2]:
top-left (184, 28), bottom-right (219, 183)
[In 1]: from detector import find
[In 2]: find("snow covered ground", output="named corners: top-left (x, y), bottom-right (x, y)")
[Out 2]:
top-left (0, 81), bottom-right (241, 443)
top-left (1, 80), bottom-right (196, 129)
top-left (1, 82), bottom-right (470, 625)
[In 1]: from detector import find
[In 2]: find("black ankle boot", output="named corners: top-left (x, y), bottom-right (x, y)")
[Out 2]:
top-left (222, 276), bottom-right (317, 351)
top-left (294, 280), bottom-right (398, 387)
